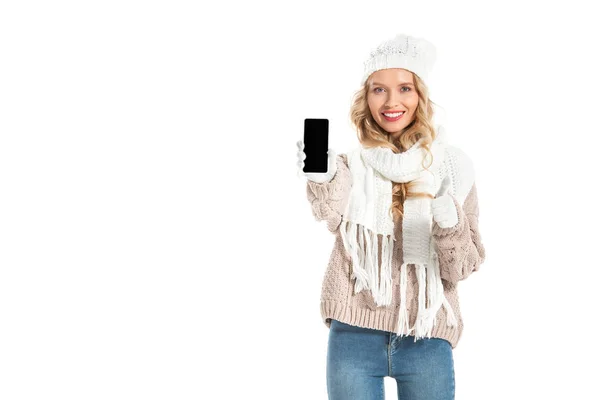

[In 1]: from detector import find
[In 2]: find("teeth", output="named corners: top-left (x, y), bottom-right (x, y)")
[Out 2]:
top-left (383, 112), bottom-right (404, 117)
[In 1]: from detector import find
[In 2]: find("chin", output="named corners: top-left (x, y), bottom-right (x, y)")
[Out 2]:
top-left (380, 123), bottom-right (408, 134)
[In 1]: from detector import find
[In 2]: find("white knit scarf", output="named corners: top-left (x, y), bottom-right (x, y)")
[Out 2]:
top-left (339, 128), bottom-right (458, 340)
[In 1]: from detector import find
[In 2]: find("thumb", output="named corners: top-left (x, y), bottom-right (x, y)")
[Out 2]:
top-left (435, 175), bottom-right (451, 198)
top-left (327, 149), bottom-right (337, 173)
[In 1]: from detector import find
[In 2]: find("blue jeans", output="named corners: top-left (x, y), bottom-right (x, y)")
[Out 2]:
top-left (327, 319), bottom-right (455, 400)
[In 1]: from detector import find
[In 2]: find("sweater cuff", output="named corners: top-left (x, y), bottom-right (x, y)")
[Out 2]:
top-left (306, 155), bottom-right (339, 193)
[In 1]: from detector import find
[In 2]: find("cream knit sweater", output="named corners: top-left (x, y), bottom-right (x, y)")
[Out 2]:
top-left (306, 153), bottom-right (486, 349)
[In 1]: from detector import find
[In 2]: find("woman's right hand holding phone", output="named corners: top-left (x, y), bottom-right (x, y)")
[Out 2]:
top-left (296, 140), bottom-right (337, 183)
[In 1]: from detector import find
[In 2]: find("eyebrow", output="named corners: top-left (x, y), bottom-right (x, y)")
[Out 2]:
top-left (371, 82), bottom-right (414, 87)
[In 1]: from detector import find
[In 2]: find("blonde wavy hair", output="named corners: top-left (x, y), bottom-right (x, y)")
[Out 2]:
top-left (349, 71), bottom-right (440, 222)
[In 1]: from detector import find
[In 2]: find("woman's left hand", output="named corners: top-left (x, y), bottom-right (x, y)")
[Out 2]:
top-left (432, 176), bottom-right (458, 229)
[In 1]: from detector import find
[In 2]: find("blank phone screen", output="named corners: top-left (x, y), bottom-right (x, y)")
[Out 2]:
top-left (303, 118), bottom-right (329, 173)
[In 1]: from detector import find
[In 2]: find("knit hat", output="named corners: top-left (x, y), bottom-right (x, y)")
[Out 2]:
top-left (361, 33), bottom-right (437, 87)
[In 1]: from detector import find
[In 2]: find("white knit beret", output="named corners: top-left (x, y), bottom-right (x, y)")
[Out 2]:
top-left (361, 33), bottom-right (437, 87)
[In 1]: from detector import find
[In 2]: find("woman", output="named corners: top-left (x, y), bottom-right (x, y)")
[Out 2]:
top-left (296, 34), bottom-right (486, 400)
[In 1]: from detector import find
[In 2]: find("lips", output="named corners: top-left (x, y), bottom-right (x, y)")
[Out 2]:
top-left (382, 111), bottom-right (405, 121)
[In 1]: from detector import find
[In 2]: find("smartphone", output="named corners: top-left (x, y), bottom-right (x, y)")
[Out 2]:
top-left (303, 118), bottom-right (329, 173)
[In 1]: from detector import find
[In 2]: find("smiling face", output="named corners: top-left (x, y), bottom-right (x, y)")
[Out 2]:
top-left (367, 68), bottom-right (419, 140)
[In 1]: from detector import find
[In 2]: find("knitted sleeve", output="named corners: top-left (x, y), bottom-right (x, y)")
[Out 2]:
top-left (432, 183), bottom-right (486, 283)
top-left (306, 153), bottom-right (352, 233)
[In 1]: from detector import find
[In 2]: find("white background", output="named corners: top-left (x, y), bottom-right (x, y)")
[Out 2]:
top-left (1, 0), bottom-right (599, 399)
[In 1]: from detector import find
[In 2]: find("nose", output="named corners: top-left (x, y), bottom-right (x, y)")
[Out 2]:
top-left (385, 93), bottom-right (401, 109)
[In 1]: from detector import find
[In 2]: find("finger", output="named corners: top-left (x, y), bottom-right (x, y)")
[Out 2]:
top-left (435, 176), bottom-right (450, 198)
top-left (433, 208), bottom-right (453, 222)
top-left (432, 212), bottom-right (446, 223)
top-left (431, 195), bottom-right (449, 209)
top-left (296, 140), bottom-right (304, 150)
top-left (432, 200), bottom-right (450, 212)
top-left (432, 208), bottom-right (449, 221)
top-left (434, 214), bottom-right (448, 224)
top-left (435, 176), bottom-right (451, 198)
top-left (327, 149), bottom-right (337, 172)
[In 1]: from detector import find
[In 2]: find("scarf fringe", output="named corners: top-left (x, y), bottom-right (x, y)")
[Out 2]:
top-left (397, 262), bottom-right (413, 336)
top-left (341, 221), bottom-right (460, 340)
top-left (340, 220), bottom-right (393, 306)
top-left (397, 257), bottom-right (459, 340)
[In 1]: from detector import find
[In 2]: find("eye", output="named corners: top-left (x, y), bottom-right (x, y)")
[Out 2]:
top-left (373, 86), bottom-right (411, 93)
